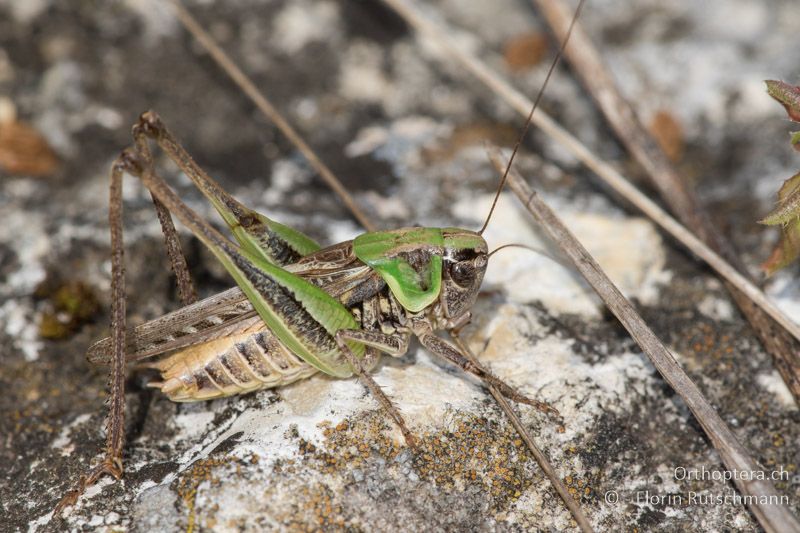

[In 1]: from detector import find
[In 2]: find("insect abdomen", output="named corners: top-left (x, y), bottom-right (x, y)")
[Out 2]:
top-left (150, 323), bottom-right (318, 401)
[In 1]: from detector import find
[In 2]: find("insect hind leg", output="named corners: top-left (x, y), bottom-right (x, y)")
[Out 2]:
top-left (54, 143), bottom-right (204, 516)
top-left (54, 152), bottom-right (137, 516)
top-left (133, 110), bottom-right (320, 267)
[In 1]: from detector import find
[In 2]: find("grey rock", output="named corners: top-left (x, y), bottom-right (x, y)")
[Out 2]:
top-left (1, 0), bottom-right (798, 532)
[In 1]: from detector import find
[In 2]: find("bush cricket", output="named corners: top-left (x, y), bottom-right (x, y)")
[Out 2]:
top-left (52, 0), bottom-right (590, 527)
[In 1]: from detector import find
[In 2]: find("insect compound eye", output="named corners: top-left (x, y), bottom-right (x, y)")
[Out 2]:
top-left (449, 261), bottom-right (475, 287)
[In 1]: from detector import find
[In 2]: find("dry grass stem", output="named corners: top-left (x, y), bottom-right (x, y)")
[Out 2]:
top-left (169, 0), bottom-right (376, 232)
top-left (489, 150), bottom-right (800, 533)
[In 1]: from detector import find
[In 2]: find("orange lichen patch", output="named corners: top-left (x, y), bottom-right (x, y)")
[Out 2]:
top-left (682, 322), bottom-right (736, 361)
top-left (503, 32), bottom-right (550, 72)
top-left (648, 110), bottom-right (684, 162)
top-left (0, 118), bottom-right (59, 176)
top-left (282, 484), bottom-right (347, 531)
top-left (172, 412), bottom-right (560, 530)
top-left (290, 411), bottom-right (543, 515)
top-left (563, 473), bottom-right (596, 504)
top-left (176, 454), bottom-right (257, 533)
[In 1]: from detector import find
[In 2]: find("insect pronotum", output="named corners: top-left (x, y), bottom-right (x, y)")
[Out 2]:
top-left (52, 0), bottom-right (589, 525)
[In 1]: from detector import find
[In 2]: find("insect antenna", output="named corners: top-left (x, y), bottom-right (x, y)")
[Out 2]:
top-left (478, 0), bottom-right (585, 235)
top-left (488, 243), bottom-right (572, 271)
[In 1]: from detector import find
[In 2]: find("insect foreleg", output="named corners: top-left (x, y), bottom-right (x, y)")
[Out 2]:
top-left (334, 330), bottom-right (416, 447)
top-left (336, 329), bottom-right (410, 357)
top-left (413, 321), bottom-right (561, 420)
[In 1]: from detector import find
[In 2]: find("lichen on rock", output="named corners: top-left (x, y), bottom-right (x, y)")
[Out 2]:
top-left (2, 0), bottom-right (799, 531)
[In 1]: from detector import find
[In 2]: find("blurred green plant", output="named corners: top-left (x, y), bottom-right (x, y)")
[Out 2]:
top-left (759, 80), bottom-right (800, 275)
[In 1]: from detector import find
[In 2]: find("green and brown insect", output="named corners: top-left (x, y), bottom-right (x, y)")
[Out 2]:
top-left (54, 109), bottom-right (558, 512)
top-left (51, 0), bottom-right (588, 521)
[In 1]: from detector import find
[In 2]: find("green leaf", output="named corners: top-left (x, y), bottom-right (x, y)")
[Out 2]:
top-left (761, 81), bottom-right (800, 273)
top-left (762, 217), bottom-right (800, 275)
top-left (765, 80), bottom-right (800, 122)
top-left (791, 131), bottom-right (800, 152)
top-left (761, 172), bottom-right (800, 275)
top-left (759, 172), bottom-right (800, 226)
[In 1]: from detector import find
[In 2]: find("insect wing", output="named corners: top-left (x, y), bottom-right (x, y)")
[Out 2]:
top-left (87, 241), bottom-right (374, 368)
top-left (86, 286), bottom-right (253, 364)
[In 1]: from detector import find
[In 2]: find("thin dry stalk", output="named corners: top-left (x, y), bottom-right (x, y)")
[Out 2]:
top-left (531, 0), bottom-right (800, 403)
top-left (168, 0), bottom-right (376, 232)
top-left (379, 0), bottom-right (800, 347)
top-left (490, 151), bottom-right (800, 533)
top-left (170, 1), bottom-right (590, 529)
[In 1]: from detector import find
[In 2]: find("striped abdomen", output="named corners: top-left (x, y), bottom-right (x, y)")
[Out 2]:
top-left (149, 321), bottom-right (318, 401)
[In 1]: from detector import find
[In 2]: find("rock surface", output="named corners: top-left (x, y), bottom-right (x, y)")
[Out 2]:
top-left (1, 0), bottom-right (799, 531)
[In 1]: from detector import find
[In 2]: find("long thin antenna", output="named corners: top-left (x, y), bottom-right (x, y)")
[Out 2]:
top-left (478, 0), bottom-right (585, 235)
top-left (488, 243), bottom-right (549, 260)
